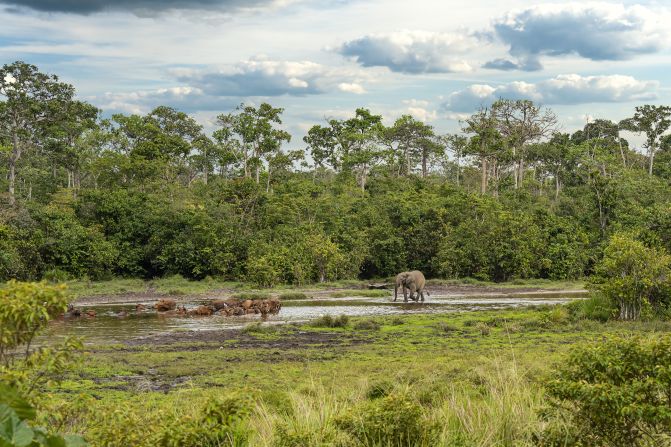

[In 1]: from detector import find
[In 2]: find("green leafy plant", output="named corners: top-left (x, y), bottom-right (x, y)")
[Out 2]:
top-left (542, 335), bottom-right (671, 446)
top-left (589, 233), bottom-right (671, 320)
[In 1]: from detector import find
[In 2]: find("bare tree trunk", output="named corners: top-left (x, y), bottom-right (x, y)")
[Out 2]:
top-left (480, 157), bottom-right (487, 194)
top-left (649, 145), bottom-right (655, 176)
top-left (455, 152), bottom-right (460, 186)
top-left (618, 139), bottom-right (626, 167)
top-left (555, 174), bottom-right (560, 200)
top-left (8, 128), bottom-right (20, 206)
top-left (421, 151), bottom-right (427, 178)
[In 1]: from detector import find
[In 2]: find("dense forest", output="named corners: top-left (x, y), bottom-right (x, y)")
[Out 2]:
top-left (2, 60), bottom-right (671, 285)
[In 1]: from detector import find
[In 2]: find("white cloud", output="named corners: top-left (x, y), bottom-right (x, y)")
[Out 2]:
top-left (486, 2), bottom-right (671, 70)
top-left (401, 99), bottom-right (436, 122)
top-left (443, 74), bottom-right (659, 112)
top-left (338, 82), bottom-right (366, 94)
top-left (338, 30), bottom-right (474, 74)
top-left (95, 86), bottom-right (237, 114)
top-left (176, 58), bottom-right (368, 97)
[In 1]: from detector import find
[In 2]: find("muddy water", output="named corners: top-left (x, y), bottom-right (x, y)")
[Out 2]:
top-left (46, 290), bottom-right (586, 344)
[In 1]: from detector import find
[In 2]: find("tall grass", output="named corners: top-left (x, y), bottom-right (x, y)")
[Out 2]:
top-left (248, 359), bottom-right (542, 446)
top-left (434, 360), bottom-right (542, 446)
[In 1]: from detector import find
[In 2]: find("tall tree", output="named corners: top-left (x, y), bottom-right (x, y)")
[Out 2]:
top-left (620, 105), bottom-right (671, 176)
top-left (215, 103), bottom-right (290, 183)
top-left (442, 134), bottom-right (467, 185)
top-left (463, 107), bottom-right (500, 194)
top-left (383, 115), bottom-right (440, 177)
top-left (491, 99), bottom-right (557, 189)
top-left (0, 61), bottom-right (74, 205)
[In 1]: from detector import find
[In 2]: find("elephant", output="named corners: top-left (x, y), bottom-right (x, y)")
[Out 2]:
top-left (394, 270), bottom-right (427, 302)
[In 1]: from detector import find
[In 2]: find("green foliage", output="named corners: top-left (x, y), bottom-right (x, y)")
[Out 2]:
top-left (278, 292), bottom-right (309, 300)
top-left (565, 294), bottom-right (616, 322)
top-left (310, 315), bottom-right (349, 328)
top-left (5, 59), bottom-right (671, 292)
top-left (589, 233), bottom-right (671, 320)
top-left (542, 335), bottom-right (671, 446)
top-left (0, 393), bottom-right (86, 447)
top-left (353, 320), bottom-right (381, 331)
top-left (158, 395), bottom-right (251, 447)
top-left (0, 281), bottom-right (82, 400)
top-left (337, 391), bottom-right (433, 446)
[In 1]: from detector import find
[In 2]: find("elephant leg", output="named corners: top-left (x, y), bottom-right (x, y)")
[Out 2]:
top-left (403, 286), bottom-right (408, 302)
top-left (419, 290), bottom-right (425, 302)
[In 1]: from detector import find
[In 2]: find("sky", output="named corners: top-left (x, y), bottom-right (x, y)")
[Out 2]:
top-left (1, 0), bottom-right (670, 149)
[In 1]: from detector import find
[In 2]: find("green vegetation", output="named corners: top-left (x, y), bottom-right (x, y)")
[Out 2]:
top-left (3, 60), bottom-right (671, 446)
top-left (330, 290), bottom-right (390, 298)
top-left (544, 335), bottom-right (671, 446)
top-left (277, 292), bottom-right (310, 300)
top-left (2, 61), bottom-right (671, 291)
top-left (23, 304), bottom-right (668, 446)
top-left (229, 292), bottom-right (271, 301)
top-left (0, 282), bottom-right (85, 446)
top-left (310, 314), bottom-right (350, 328)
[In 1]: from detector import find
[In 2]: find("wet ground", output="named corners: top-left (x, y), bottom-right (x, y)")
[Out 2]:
top-left (46, 286), bottom-right (587, 345)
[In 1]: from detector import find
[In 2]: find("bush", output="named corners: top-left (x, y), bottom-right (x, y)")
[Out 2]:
top-left (589, 233), bottom-right (671, 320)
top-left (541, 335), bottom-right (671, 446)
top-left (241, 322), bottom-right (277, 335)
top-left (0, 384), bottom-right (86, 447)
top-left (565, 294), bottom-right (615, 322)
top-left (159, 395), bottom-right (252, 447)
top-left (310, 315), bottom-right (349, 328)
top-left (0, 281), bottom-right (82, 397)
top-left (353, 320), bottom-right (381, 331)
top-left (337, 392), bottom-right (432, 446)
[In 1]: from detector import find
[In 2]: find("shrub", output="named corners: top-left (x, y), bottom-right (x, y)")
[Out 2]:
top-left (0, 281), bottom-right (82, 398)
top-left (474, 322), bottom-right (491, 336)
top-left (0, 383), bottom-right (86, 447)
top-left (159, 394), bottom-right (252, 447)
top-left (241, 323), bottom-right (277, 335)
top-left (541, 335), bottom-right (671, 446)
top-left (436, 322), bottom-right (459, 333)
top-left (353, 320), bottom-right (381, 331)
top-left (310, 315), bottom-right (349, 328)
top-left (589, 233), bottom-right (671, 320)
top-left (565, 294), bottom-right (615, 322)
top-left (337, 392), bottom-right (432, 446)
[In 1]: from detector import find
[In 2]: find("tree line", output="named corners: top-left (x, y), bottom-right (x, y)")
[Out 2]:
top-left (2, 60), bottom-right (671, 285)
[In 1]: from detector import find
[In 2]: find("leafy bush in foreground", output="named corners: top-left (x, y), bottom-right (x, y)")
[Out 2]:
top-left (541, 335), bottom-right (671, 446)
top-left (0, 384), bottom-right (86, 447)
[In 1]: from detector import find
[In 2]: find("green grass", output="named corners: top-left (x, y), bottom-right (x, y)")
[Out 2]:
top-left (230, 292), bottom-right (271, 300)
top-left (60, 277), bottom-right (585, 300)
top-left (330, 289), bottom-right (390, 298)
top-left (41, 306), bottom-right (671, 446)
top-left (65, 275), bottom-right (240, 297)
top-left (277, 292), bottom-right (310, 300)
